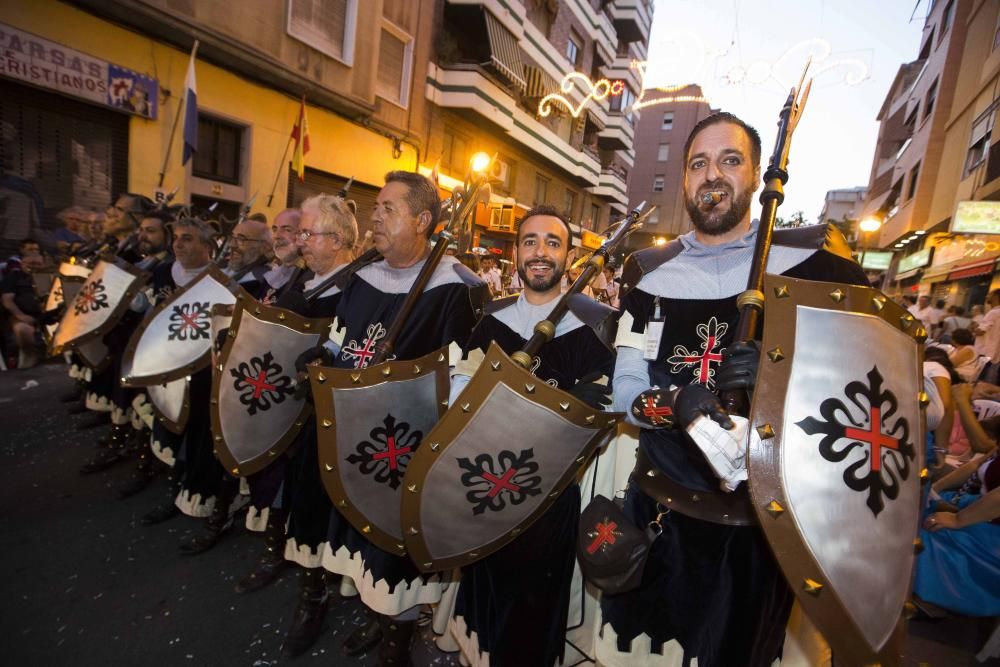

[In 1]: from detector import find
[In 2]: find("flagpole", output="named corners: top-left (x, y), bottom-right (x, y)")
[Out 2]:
top-left (265, 132), bottom-right (295, 208)
top-left (159, 40), bottom-right (199, 188)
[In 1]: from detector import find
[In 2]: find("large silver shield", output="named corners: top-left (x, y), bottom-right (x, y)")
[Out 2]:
top-left (121, 265), bottom-right (236, 386)
top-left (401, 343), bottom-right (622, 572)
top-left (47, 262), bottom-right (91, 340)
top-left (749, 274), bottom-right (925, 666)
top-left (309, 349), bottom-right (450, 556)
top-left (148, 377), bottom-right (191, 433)
top-left (51, 257), bottom-right (149, 354)
top-left (211, 295), bottom-right (333, 477)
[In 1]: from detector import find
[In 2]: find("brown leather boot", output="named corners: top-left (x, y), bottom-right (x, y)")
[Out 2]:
top-left (377, 615), bottom-right (415, 667)
top-left (235, 508), bottom-right (288, 593)
top-left (282, 567), bottom-right (328, 657)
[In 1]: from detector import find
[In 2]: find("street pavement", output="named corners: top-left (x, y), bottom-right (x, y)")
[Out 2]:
top-left (1, 362), bottom-right (996, 666)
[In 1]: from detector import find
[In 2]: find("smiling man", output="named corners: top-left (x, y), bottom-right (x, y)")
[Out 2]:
top-left (597, 112), bottom-right (868, 666)
top-left (448, 204), bottom-right (615, 667)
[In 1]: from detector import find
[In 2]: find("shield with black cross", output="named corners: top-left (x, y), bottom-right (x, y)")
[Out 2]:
top-left (120, 265), bottom-right (238, 387)
top-left (748, 274), bottom-right (926, 666)
top-left (308, 348), bottom-right (451, 556)
top-left (400, 342), bottom-right (622, 572)
top-left (210, 294), bottom-right (333, 477)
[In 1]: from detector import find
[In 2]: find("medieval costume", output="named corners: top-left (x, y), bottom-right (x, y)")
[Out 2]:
top-left (448, 292), bottom-right (614, 667)
top-left (598, 222), bottom-right (866, 667)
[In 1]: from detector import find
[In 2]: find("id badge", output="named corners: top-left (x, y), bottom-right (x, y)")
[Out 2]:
top-left (644, 298), bottom-right (664, 361)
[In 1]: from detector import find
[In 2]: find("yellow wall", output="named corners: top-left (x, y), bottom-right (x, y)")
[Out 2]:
top-left (4, 0), bottom-right (419, 218)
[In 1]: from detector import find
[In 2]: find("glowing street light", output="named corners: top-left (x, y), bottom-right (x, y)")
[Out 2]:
top-left (470, 152), bottom-right (492, 174)
top-left (858, 217), bottom-right (882, 233)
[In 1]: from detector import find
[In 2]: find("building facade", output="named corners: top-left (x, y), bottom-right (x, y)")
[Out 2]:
top-left (859, 0), bottom-right (1000, 309)
top-left (624, 84), bottom-right (713, 238)
top-left (819, 186), bottom-right (868, 246)
top-left (1, 0), bottom-right (652, 262)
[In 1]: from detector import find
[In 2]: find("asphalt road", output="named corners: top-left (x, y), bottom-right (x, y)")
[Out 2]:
top-left (1, 363), bottom-right (996, 666)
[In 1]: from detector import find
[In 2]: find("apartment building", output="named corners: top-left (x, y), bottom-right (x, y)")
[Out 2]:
top-left (819, 186), bottom-right (868, 246)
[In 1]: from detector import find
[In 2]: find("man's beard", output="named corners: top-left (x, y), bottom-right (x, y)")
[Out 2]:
top-left (517, 259), bottom-right (564, 293)
top-left (685, 182), bottom-right (754, 236)
top-left (139, 241), bottom-right (165, 256)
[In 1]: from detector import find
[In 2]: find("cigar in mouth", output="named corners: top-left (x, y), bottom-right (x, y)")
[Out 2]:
top-left (701, 191), bottom-right (727, 206)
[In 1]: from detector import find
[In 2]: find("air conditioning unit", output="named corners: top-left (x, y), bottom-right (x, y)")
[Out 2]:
top-left (491, 159), bottom-right (510, 187)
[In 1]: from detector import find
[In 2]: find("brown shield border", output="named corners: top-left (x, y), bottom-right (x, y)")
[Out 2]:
top-left (748, 274), bottom-right (926, 666)
top-left (120, 264), bottom-right (237, 387)
top-left (148, 378), bottom-right (192, 434)
top-left (75, 338), bottom-right (112, 374)
top-left (210, 293), bottom-right (334, 477)
top-left (51, 256), bottom-right (150, 356)
top-left (401, 342), bottom-right (622, 573)
top-left (309, 348), bottom-right (451, 556)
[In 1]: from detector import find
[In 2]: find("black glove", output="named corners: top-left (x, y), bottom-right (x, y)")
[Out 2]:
top-left (674, 384), bottom-right (734, 430)
top-left (568, 371), bottom-right (612, 410)
top-left (293, 346), bottom-right (335, 401)
top-left (41, 306), bottom-right (64, 325)
top-left (716, 340), bottom-right (759, 392)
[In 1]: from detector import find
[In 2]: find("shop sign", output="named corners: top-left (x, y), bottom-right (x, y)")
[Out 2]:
top-left (951, 201), bottom-right (1000, 235)
top-left (898, 247), bottom-right (932, 273)
top-left (859, 250), bottom-right (892, 270)
top-left (0, 22), bottom-right (158, 119)
top-left (581, 229), bottom-right (604, 250)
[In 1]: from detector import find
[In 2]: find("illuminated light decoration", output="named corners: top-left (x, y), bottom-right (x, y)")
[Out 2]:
top-left (630, 62), bottom-right (710, 111)
top-left (718, 38), bottom-right (869, 91)
top-left (538, 72), bottom-right (613, 118)
top-left (609, 80), bottom-right (625, 96)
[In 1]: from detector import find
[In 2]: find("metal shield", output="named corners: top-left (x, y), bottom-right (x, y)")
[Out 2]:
top-left (309, 348), bottom-right (450, 556)
top-left (46, 262), bottom-right (91, 339)
top-left (401, 343), bottom-right (622, 572)
top-left (51, 258), bottom-right (149, 354)
top-left (210, 295), bottom-right (333, 477)
top-left (120, 265), bottom-right (237, 386)
top-left (148, 377), bottom-right (191, 433)
top-left (748, 275), bottom-right (925, 666)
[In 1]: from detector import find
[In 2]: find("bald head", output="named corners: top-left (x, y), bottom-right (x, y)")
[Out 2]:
top-left (272, 209), bottom-right (302, 264)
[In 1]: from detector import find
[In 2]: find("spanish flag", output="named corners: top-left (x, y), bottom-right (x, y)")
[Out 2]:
top-left (290, 96), bottom-right (310, 181)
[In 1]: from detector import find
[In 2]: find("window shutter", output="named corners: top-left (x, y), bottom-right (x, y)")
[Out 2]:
top-left (377, 29), bottom-right (406, 104)
top-left (289, 0), bottom-right (348, 60)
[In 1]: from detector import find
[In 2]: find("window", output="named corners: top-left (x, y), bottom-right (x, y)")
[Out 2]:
top-left (589, 203), bottom-right (601, 231)
top-left (661, 112), bottom-right (674, 130)
top-left (376, 21), bottom-right (414, 107)
top-left (534, 173), bottom-right (549, 205)
top-left (566, 31), bottom-right (583, 70)
top-left (907, 161), bottom-right (921, 201)
top-left (652, 175), bottom-right (665, 192)
top-left (657, 144), bottom-right (669, 162)
top-left (939, 0), bottom-right (954, 44)
top-left (610, 86), bottom-right (635, 114)
top-left (965, 104), bottom-right (998, 177)
top-left (193, 115), bottom-right (244, 185)
top-left (994, 11), bottom-right (1000, 52)
top-left (905, 105), bottom-right (919, 130)
top-left (923, 78), bottom-right (938, 121)
top-left (287, 0), bottom-right (357, 66)
top-left (564, 189), bottom-right (577, 220)
top-left (441, 129), bottom-right (470, 173)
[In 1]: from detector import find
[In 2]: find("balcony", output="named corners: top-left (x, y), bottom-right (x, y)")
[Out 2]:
top-left (597, 111), bottom-right (634, 150)
top-left (603, 55), bottom-right (642, 99)
top-left (607, 0), bottom-right (653, 44)
top-left (587, 168), bottom-right (629, 207)
top-left (425, 64), bottom-right (602, 185)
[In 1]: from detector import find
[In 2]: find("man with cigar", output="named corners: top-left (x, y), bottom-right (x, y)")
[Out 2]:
top-left (315, 171), bottom-right (487, 664)
top-left (448, 204), bottom-right (615, 666)
top-left (598, 112), bottom-right (867, 666)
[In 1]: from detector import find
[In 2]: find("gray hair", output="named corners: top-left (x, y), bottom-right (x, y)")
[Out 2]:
top-left (172, 217), bottom-right (217, 246)
top-left (300, 194), bottom-right (358, 248)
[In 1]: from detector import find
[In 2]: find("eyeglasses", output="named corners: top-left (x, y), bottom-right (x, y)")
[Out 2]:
top-left (297, 230), bottom-right (340, 243)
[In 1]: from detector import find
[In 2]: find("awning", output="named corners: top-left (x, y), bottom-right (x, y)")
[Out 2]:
top-left (861, 189), bottom-right (893, 219)
top-left (948, 258), bottom-right (998, 281)
top-left (895, 268), bottom-right (921, 281)
top-left (484, 11), bottom-right (526, 91)
top-left (524, 64), bottom-right (559, 100)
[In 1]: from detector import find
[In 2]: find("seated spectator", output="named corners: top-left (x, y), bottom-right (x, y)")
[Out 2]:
top-left (1, 239), bottom-right (45, 368)
top-left (913, 432), bottom-right (999, 617)
top-left (53, 206), bottom-right (87, 257)
top-left (925, 346), bottom-right (962, 469)
top-left (949, 329), bottom-right (982, 382)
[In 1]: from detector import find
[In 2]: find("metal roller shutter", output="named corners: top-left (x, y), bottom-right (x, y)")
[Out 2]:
top-left (287, 167), bottom-right (381, 241)
top-left (0, 79), bottom-right (129, 255)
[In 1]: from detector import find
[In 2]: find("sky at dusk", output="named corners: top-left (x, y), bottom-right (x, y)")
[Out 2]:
top-left (642, 0), bottom-right (927, 221)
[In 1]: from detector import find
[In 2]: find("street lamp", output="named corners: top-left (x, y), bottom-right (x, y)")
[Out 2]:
top-left (470, 152), bottom-right (492, 174)
top-left (858, 217), bottom-right (882, 268)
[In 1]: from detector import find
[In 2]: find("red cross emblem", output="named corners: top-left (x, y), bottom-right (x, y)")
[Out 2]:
top-left (342, 322), bottom-right (386, 369)
top-left (844, 406), bottom-right (899, 472)
top-left (481, 468), bottom-right (521, 498)
top-left (78, 290), bottom-right (98, 308)
top-left (242, 370), bottom-right (277, 399)
top-left (667, 316), bottom-right (728, 387)
top-left (371, 433), bottom-right (413, 471)
top-left (586, 518), bottom-right (624, 554)
top-left (641, 395), bottom-right (673, 426)
top-left (177, 309), bottom-right (202, 333)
